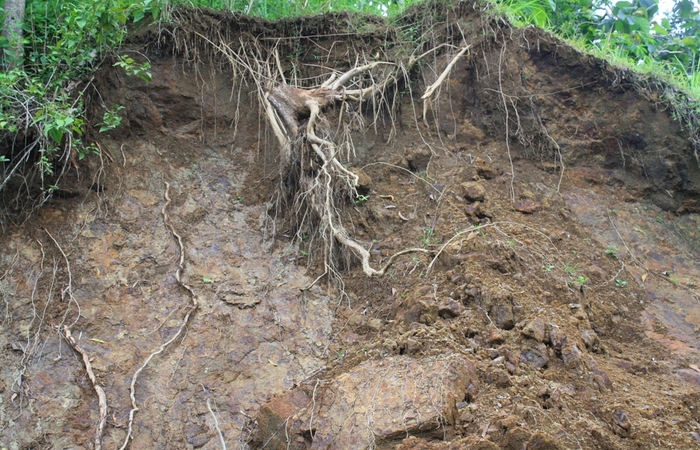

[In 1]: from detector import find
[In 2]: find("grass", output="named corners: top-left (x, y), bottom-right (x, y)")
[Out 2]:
top-left (164, 0), bottom-right (421, 19)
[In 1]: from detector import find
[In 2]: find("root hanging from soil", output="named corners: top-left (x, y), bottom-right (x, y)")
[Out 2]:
top-left (264, 47), bottom-right (469, 283)
top-left (119, 182), bottom-right (199, 450)
top-left (167, 23), bottom-right (471, 284)
top-left (60, 326), bottom-right (108, 450)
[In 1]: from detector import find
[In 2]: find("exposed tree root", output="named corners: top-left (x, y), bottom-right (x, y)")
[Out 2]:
top-left (119, 181), bottom-right (199, 450)
top-left (60, 326), bottom-right (108, 450)
top-left (264, 47), bottom-right (469, 282)
top-left (421, 45), bottom-right (471, 126)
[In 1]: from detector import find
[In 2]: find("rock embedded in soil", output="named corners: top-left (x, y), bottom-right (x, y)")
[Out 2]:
top-left (527, 432), bottom-right (564, 450)
top-left (490, 303), bottom-right (515, 330)
top-left (547, 323), bottom-right (567, 352)
top-left (256, 389), bottom-right (313, 450)
top-left (459, 181), bottom-right (486, 202)
top-left (484, 368), bottom-right (512, 388)
top-left (404, 145), bottom-right (431, 172)
top-left (266, 354), bottom-right (475, 449)
top-left (611, 409), bottom-right (632, 438)
top-left (513, 199), bottom-right (541, 214)
top-left (580, 329), bottom-right (601, 352)
top-left (438, 297), bottom-right (464, 319)
top-left (349, 167), bottom-right (372, 194)
top-left (522, 317), bottom-right (547, 342)
top-left (520, 343), bottom-right (550, 369)
top-left (560, 342), bottom-right (584, 369)
top-left (474, 157), bottom-right (499, 180)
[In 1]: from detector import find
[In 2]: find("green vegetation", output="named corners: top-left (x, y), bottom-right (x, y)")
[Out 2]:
top-left (605, 245), bottom-right (619, 258)
top-left (1, 0), bottom-right (158, 206)
top-left (354, 194), bottom-right (371, 205)
top-left (492, 0), bottom-right (700, 98)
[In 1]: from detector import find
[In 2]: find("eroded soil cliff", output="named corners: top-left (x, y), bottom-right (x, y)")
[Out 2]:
top-left (1, 2), bottom-right (700, 449)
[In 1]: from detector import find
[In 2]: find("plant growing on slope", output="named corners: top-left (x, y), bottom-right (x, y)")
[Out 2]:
top-left (0, 0), bottom-right (158, 215)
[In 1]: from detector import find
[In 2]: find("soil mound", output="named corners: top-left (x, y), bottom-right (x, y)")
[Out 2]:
top-left (1, 2), bottom-right (699, 449)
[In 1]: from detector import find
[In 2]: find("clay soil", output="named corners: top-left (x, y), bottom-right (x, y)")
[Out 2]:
top-left (2, 2), bottom-right (700, 449)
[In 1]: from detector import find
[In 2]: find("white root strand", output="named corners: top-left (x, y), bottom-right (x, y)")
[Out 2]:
top-left (119, 182), bottom-right (199, 450)
top-left (61, 326), bottom-right (107, 450)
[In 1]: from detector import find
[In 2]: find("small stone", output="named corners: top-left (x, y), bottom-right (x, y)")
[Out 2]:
top-left (404, 145), bottom-right (431, 172)
top-left (521, 344), bottom-right (549, 369)
top-left (561, 342), bottom-right (583, 369)
top-left (592, 369), bottom-right (613, 390)
top-left (513, 199), bottom-right (540, 214)
top-left (674, 369), bottom-right (700, 386)
top-left (383, 339), bottom-right (399, 352)
top-left (349, 167), bottom-right (372, 194)
top-left (257, 390), bottom-right (311, 449)
top-left (438, 297), bottom-right (464, 319)
top-left (485, 369), bottom-right (512, 388)
top-left (475, 158), bottom-right (499, 179)
top-left (581, 329), bottom-right (601, 352)
top-left (611, 410), bottom-right (632, 438)
top-left (368, 318), bottom-right (382, 331)
top-left (467, 382), bottom-right (479, 400)
top-left (404, 338), bottom-right (420, 354)
top-left (460, 181), bottom-right (486, 202)
top-left (487, 328), bottom-right (505, 344)
top-left (528, 432), bottom-right (564, 450)
top-left (464, 202), bottom-right (492, 219)
top-left (548, 324), bottom-right (567, 352)
top-left (522, 318), bottom-right (546, 342)
top-left (504, 427), bottom-right (533, 450)
top-left (490, 303), bottom-right (515, 330)
top-left (521, 189), bottom-right (536, 199)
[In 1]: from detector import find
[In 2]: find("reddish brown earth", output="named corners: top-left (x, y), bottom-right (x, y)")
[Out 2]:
top-left (1, 3), bottom-right (700, 449)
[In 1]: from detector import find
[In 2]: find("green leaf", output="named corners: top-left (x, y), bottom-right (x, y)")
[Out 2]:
top-left (48, 128), bottom-right (64, 144)
top-left (652, 23), bottom-right (669, 35)
top-left (202, 277), bottom-right (214, 283)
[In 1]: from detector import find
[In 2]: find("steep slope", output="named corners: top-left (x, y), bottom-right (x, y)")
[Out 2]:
top-left (1, 2), bottom-right (699, 449)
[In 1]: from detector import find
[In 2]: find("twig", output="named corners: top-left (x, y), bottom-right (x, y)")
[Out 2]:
top-left (61, 326), bottom-right (108, 450)
top-left (119, 182), bottom-right (199, 450)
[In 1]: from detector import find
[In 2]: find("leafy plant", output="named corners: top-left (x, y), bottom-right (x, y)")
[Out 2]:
top-left (564, 262), bottom-right (579, 276)
top-left (99, 105), bottom-right (125, 133)
top-left (0, 0), bottom-right (160, 208)
top-left (615, 279), bottom-right (628, 288)
top-left (576, 275), bottom-right (590, 286)
top-left (114, 55), bottom-right (153, 82)
top-left (354, 194), bottom-right (370, 205)
top-left (605, 245), bottom-right (619, 258)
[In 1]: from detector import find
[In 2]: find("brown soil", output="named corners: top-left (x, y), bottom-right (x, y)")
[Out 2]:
top-left (2, 2), bottom-right (700, 449)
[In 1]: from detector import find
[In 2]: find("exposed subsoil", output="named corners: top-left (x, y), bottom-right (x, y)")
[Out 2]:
top-left (2, 3), bottom-right (700, 449)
